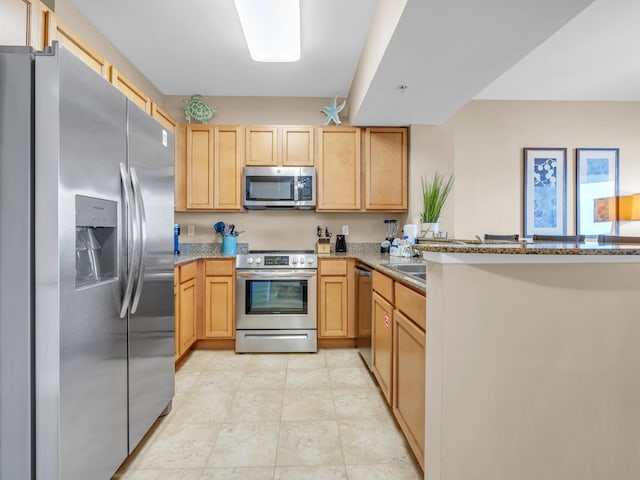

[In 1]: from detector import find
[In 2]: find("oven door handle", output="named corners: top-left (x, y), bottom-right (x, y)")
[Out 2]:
top-left (236, 270), bottom-right (317, 279)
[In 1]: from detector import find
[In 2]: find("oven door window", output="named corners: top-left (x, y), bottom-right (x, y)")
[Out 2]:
top-left (246, 176), bottom-right (295, 201)
top-left (245, 279), bottom-right (307, 315)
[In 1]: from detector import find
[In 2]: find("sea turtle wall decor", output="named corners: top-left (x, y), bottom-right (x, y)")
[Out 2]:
top-left (320, 96), bottom-right (346, 126)
top-left (183, 94), bottom-right (218, 123)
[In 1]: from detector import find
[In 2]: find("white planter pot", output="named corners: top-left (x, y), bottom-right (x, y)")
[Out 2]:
top-left (422, 222), bottom-right (439, 238)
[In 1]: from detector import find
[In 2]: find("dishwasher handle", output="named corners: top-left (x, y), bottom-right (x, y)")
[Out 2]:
top-left (355, 265), bottom-right (373, 277)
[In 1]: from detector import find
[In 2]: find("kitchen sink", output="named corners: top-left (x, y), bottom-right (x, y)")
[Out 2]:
top-left (381, 262), bottom-right (426, 280)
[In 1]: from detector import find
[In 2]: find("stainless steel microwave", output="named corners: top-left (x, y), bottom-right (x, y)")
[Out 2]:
top-left (243, 166), bottom-right (316, 209)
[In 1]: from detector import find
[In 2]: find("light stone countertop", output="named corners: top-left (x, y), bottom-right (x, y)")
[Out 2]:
top-left (414, 239), bottom-right (640, 256)
top-left (174, 242), bottom-right (427, 293)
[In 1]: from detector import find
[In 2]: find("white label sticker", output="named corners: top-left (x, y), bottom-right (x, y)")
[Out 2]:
top-left (162, 129), bottom-right (168, 147)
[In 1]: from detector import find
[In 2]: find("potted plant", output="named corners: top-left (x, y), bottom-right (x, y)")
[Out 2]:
top-left (420, 171), bottom-right (454, 237)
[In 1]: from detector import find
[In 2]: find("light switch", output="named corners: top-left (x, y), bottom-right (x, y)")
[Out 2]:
top-left (342, 225), bottom-right (349, 235)
top-left (187, 225), bottom-right (195, 236)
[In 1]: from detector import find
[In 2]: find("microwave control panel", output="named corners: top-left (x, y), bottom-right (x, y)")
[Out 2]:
top-left (298, 176), bottom-right (313, 201)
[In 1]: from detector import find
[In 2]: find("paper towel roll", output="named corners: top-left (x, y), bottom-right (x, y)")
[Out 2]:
top-left (404, 224), bottom-right (418, 244)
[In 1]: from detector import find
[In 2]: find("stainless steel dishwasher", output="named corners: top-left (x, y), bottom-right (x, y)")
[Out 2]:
top-left (355, 263), bottom-right (373, 371)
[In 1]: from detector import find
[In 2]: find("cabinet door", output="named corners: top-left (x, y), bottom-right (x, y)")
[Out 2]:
top-left (174, 125), bottom-right (187, 211)
top-left (282, 126), bottom-right (314, 166)
top-left (110, 66), bottom-right (151, 114)
top-left (393, 309), bottom-right (425, 469)
top-left (372, 291), bottom-right (393, 404)
top-left (178, 278), bottom-right (197, 354)
top-left (245, 126), bottom-right (278, 166)
top-left (44, 13), bottom-right (110, 78)
top-left (364, 127), bottom-right (408, 211)
top-left (316, 127), bottom-right (361, 210)
top-left (214, 126), bottom-right (243, 210)
top-left (151, 103), bottom-right (177, 133)
top-left (318, 275), bottom-right (349, 337)
top-left (0, 0), bottom-right (32, 46)
top-left (204, 276), bottom-right (235, 338)
top-left (174, 269), bottom-right (179, 361)
top-left (186, 125), bottom-right (214, 209)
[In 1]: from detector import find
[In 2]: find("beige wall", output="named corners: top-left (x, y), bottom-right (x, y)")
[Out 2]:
top-left (51, 0), bottom-right (163, 103)
top-left (444, 100), bottom-right (640, 238)
top-left (163, 95), bottom-right (340, 126)
top-left (405, 124), bottom-right (455, 235)
top-left (177, 211), bottom-right (398, 251)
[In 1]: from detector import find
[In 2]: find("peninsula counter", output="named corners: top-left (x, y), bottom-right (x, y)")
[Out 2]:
top-left (414, 243), bottom-right (640, 480)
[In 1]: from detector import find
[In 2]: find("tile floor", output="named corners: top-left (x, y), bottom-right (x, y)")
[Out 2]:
top-left (113, 349), bottom-right (422, 480)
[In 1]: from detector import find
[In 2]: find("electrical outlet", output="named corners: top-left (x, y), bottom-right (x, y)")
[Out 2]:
top-left (187, 225), bottom-right (195, 236)
top-left (342, 225), bottom-right (349, 235)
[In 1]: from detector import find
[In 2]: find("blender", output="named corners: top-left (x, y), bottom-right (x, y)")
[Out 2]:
top-left (381, 219), bottom-right (399, 253)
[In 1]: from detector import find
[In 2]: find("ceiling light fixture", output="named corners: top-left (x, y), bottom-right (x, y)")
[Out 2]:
top-left (234, 0), bottom-right (301, 62)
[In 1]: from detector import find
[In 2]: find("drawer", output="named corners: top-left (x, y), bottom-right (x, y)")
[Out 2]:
top-left (179, 261), bottom-right (197, 283)
top-left (205, 259), bottom-right (234, 276)
top-left (319, 259), bottom-right (348, 276)
top-left (373, 270), bottom-right (394, 304)
top-left (395, 282), bottom-right (426, 331)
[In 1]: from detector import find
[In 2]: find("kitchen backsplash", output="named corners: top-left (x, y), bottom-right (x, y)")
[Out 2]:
top-left (175, 211), bottom-right (409, 251)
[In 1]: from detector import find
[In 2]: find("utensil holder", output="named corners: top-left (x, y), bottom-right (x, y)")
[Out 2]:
top-left (222, 236), bottom-right (237, 256)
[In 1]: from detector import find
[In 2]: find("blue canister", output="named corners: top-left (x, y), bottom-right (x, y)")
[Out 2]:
top-left (174, 224), bottom-right (180, 255)
top-left (221, 236), bottom-right (237, 256)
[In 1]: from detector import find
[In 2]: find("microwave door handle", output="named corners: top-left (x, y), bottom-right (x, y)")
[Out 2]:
top-left (293, 177), bottom-right (299, 202)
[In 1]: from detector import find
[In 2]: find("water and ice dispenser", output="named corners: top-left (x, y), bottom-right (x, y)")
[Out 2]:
top-left (75, 195), bottom-right (117, 287)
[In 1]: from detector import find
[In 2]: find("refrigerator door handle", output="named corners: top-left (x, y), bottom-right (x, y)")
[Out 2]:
top-left (129, 167), bottom-right (147, 314)
top-left (120, 163), bottom-right (140, 318)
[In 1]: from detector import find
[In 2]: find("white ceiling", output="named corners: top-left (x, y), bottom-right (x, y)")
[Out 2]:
top-left (70, 0), bottom-right (377, 98)
top-left (476, 0), bottom-right (640, 101)
top-left (71, 0), bottom-right (637, 125)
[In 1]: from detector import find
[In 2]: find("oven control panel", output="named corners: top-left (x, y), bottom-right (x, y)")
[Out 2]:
top-left (236, 251), bottom-right (317, 269)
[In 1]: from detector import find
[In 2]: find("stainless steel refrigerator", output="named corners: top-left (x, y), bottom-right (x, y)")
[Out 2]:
top-left (0, 43), bottom-right (175, 480)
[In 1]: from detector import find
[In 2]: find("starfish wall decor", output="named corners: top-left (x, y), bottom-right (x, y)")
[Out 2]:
top-left (320, 96), bottom-right (346, 126)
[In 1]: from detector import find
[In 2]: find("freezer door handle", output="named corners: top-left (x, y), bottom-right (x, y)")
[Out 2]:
top-left (119, 163), bottom-right (140, 318)
top-left (130, 167), bottom-right (147, 314)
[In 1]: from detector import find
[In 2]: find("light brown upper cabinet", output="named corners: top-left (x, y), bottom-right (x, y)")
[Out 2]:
top-left (42, 10), bottom-right (110, 78)
top-left (364, 127), bottom-right (408, 211)
top-left (245, 125), bottom-right (314, 167)
top-left (245, 126), bottom-right (278, 166)
top-left (151, 103), bottom-right (177, 133)
top-left (110, 66), bottom-right (151, 114)
top-left (185, 125), bottom-right (214, 209)
top-left (282, 126), bottom-right (314, 166)
top-left (1, 0), bottom-right (33, 46)
top-left (179, 124), bottom-right (244, 211)
top-left (316, 127), bottom-right (361, 211)
top-left (214, 125), bottom-right (243, 211)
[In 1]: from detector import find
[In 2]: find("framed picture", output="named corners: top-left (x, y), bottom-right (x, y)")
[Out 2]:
top-left (523, 148), bottom-right (567, 238)
top-left (576, 148), bottom-right (619, 237)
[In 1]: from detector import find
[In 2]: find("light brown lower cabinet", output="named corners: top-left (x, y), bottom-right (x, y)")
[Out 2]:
top-left (203, 259), bottom-right (235, 338)
top-left (393, 282), bottom-right (426, 469)
top-left (317, 259), bottom-right (354, 339)
top-left (372, 289), bottom-right (394, 404)
top-left (177, 262), bottom-right (197, 357)
top-left (174, 267), bottom-right (179, 361)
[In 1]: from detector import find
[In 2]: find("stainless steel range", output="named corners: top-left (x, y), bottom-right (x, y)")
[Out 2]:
top-left (236, 251), bottom-right (317, 353)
